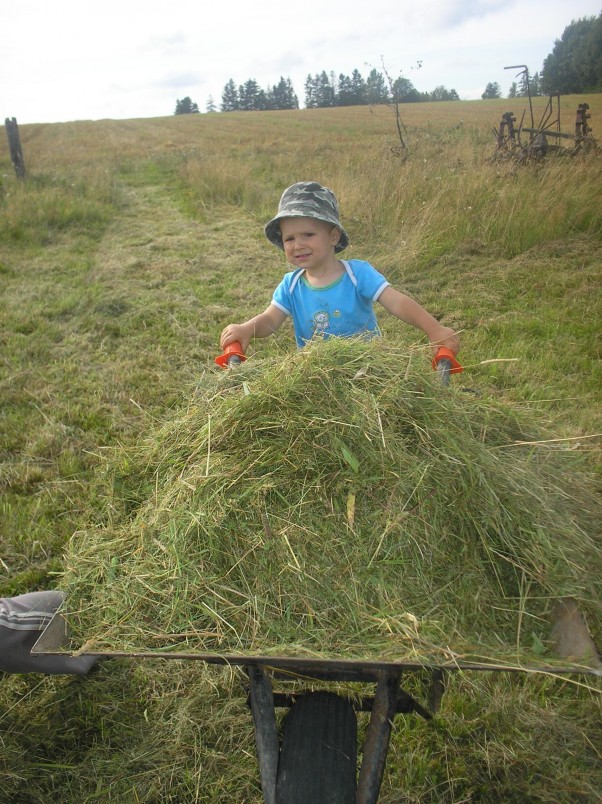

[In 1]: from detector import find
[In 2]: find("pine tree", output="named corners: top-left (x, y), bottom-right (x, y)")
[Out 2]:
top-left (366, 69), bottom-right (389, 104)
top-left (530, 72), bottom-right (542, 96)
top-left (517, 72), bottom-right (531, 97)
top-left (239, 79), bottom-right (261, 111)
top-left (221, 79), bottom-right (240, 112)
top-left (315, 71), bottom-right (335, 107)
top-left (284, 77), bottom-right (299, 109)
top-left (336, 74), bottom-right (354, 106)
top-left (255, 88), bottom-right (269, 111)
top-left (270, 77), bottom-right (299, 110)
top-left (481, 82), bottom-right (502, 99)
top-left (350, 69), bottom-right (366, 105)
top-left (304, 74), bottom-right (317, 108)
top-left (304, 72), bottom-right (335, 107)
top-left (174, 97), bottom-right (200, 114)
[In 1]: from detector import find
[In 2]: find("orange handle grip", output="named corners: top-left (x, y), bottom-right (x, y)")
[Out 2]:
top-left (432, 347), bottom-right (463, 374)
top-left (215, 341), bottom-right (247, 368)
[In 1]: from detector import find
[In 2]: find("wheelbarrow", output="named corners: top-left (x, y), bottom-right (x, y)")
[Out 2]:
top-left (31, 602), bottom-right (601, 804)
top-left (29, 344), bottom-right (601, 803)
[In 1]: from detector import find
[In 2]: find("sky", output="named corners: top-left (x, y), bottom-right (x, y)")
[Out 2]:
top-left (2, 0), bottom-right (600, 124)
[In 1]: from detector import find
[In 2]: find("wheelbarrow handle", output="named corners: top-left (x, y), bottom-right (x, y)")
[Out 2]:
top-left (215, 341), bottom-right (247, 369)
top-left (432, 347), bottom-right (463, 387)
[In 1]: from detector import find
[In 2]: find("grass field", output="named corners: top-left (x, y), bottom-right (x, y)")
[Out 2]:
top-left (1, 97), bottom-right (601, 801)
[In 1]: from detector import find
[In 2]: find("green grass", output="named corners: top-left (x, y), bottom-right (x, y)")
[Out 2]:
top-left (0, 99), bottom-right (600, 801)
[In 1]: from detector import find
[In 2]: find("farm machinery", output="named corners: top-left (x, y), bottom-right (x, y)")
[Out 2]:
top-left (494, 65), bottom-right (597, 159)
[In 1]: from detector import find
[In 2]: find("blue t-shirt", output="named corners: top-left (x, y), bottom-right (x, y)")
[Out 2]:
top-left (272, 260), bottom-right (390, 347)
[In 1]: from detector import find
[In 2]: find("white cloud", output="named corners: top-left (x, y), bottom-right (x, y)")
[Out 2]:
top-left (1, 0), bottom-right (599, 122)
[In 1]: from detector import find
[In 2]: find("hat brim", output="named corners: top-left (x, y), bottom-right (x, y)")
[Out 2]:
top-left (265, 211), bottom-right (349, 253)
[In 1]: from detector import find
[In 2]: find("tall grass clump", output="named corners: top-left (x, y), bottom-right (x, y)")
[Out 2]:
top-left (62, 339), bottom-right (601, 665)
top-left (338, 142), bottom-right (602, 267)
top-left (0, 168), bottom-right (119, 245)
top-left (165, 101), bottom-right (601, 271)
top-left (178, 156), bottom-right (271, 216)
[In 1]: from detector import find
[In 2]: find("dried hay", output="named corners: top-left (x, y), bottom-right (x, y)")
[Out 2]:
top-left (62, 338), bottom-right (601, 666)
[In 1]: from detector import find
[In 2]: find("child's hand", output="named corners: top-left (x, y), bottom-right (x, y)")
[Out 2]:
top-left (220, 324), bottom-right (251, 353)
top-left (428, 326), bottom-right (460, 357)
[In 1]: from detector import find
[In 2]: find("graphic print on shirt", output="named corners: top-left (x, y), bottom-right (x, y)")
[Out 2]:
top-left (312, 310), bottom-right (329, 336)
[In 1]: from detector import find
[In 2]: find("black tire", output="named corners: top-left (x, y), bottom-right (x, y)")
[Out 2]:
top-left (276, 691), bottom-right (357, 804)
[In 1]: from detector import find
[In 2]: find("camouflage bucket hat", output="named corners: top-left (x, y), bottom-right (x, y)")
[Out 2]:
top-left (264, 181), bottom-right (349, 253)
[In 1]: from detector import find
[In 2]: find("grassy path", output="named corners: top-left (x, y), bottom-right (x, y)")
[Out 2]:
top-left (0, 173), bottom-right (276, 595)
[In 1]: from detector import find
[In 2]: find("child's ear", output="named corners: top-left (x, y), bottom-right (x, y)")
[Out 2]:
top-left (330, 226), bottom-right (341, 247)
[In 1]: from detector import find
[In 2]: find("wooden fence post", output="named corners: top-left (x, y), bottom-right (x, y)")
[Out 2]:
top-left (5, 117), bottom-right (26, 179)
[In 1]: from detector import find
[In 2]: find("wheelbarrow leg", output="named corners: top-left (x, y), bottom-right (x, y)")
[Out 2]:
top-left (356, 669), bottom-right (402, 804)
top-left (247, 666), bottom-right (279, 804)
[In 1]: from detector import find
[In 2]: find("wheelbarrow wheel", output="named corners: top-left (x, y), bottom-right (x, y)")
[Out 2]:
top-left (276, 691), bottom-right (357, 804)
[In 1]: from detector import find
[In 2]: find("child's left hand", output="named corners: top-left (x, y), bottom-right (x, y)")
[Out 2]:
top-left (428, 325), bottom-right (460, 357)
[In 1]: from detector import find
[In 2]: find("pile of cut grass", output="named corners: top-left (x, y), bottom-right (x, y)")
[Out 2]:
top-left (62, 338), bottom-right (601, 666)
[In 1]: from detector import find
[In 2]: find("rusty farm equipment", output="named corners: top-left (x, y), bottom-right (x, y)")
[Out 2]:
top-left (494, 65), bottom-right (597, 159)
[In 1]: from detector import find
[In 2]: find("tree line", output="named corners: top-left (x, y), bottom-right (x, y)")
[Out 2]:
top-left (208, 69), bottom-right (460, 112)
top-left (174, 14), bottom-right (601, 115)
top-left (304, 69), bottom-right (459, 108)
top-left (214, 68), bottom-right (458, 113)
top-left (174, 68), bottom-right (458, 115)
top-left (219, 76), bottom-right (299, 112)
top-left (481, 71), bottom-right (544, 100)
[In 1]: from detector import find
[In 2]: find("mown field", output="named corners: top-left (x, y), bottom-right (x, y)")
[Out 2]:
top-left (0, 98), bottom-right (601, 802)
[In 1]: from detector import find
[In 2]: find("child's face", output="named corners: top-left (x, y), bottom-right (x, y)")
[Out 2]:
top-left (279, 217), bottom-right (341, 271)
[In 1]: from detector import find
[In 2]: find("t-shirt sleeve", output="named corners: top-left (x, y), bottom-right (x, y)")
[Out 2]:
top-left (352, 260), bottom-right (389, 301)
top-left (271, 273), bottom-right (293, 316)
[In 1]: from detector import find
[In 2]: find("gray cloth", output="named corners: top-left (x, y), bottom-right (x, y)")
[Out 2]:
top-left (0, 591), bottom-right (99, 675)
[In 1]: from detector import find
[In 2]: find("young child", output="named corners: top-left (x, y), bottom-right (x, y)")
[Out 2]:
top-left (220, 181), bottom-right (459, 357)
